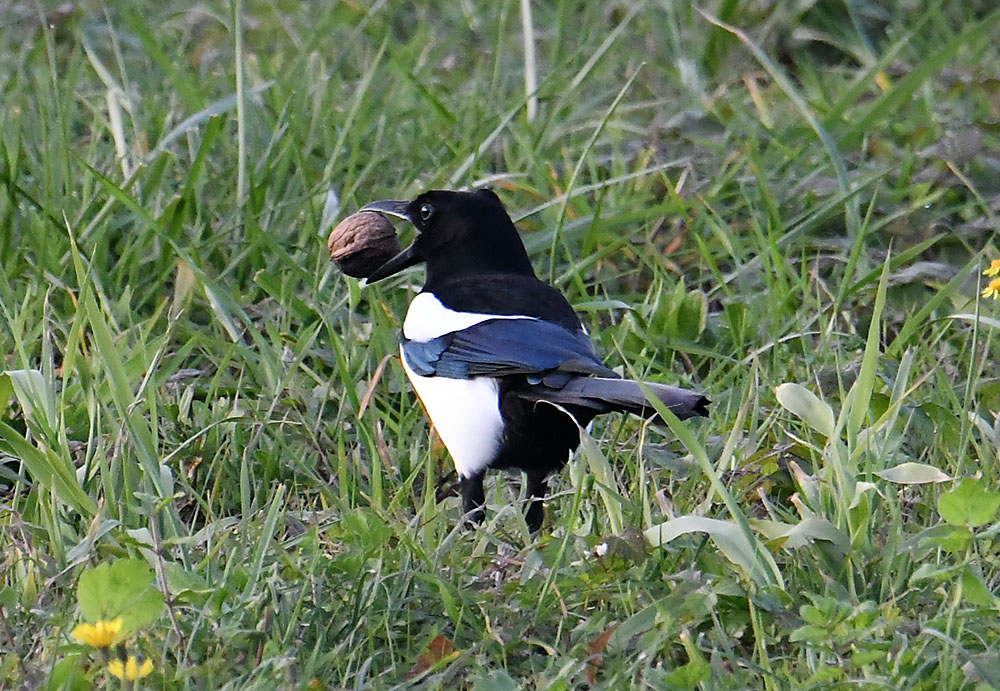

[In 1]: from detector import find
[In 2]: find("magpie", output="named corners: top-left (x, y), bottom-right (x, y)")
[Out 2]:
top-left (361, 188), bottom-right (709, 532)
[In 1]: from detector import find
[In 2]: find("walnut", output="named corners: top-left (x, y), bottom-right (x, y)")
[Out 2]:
top-left (327, 211), bottom-right (401, 278)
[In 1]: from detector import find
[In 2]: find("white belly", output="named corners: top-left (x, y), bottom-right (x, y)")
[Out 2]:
top-left (401, 348), bottom-right (503, 478)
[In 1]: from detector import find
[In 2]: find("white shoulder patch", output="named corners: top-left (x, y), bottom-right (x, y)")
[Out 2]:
top-left (402, 292), bottom-right (536, 342)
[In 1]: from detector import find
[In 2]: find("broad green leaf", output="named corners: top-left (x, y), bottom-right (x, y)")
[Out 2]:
top-left (77, 559), bottom-right (165, 636)
top-left (645, 516), bottom-right (779, 586)
top-left (906, 524), bottom-right (972, 554)
top-left (909, 562), bottom-right (963, 586)
top-left (934, 527), bottom-right (973, 554)
top-left (938, 479), bottom-right (1000, 527)
top-left (789, 624), bottom-right (829, 643)
top-left (963, 653), bottom-right (1000, 688)
top-left (875, 463), bottom-right (951, 485)
top-left (849, 481), bottom-right (884, 509)
top-left (677, 289), bottom-right (708, 340)
top-left (161, 562), bottom-right (212, 598)
top-left (776, 383), bottom-right (835, 439)
top-left (962, 567), bottom-right (998, 608)
top-left (48, 654), bottom-right (90, 691)
top-left (664, 658), bottom-right (711, 687)
top-left (473, 670), bottom-right (521, 691)
top-left (787, 461), bottom-right (820, 509)
top-left (800, 522), bottom-right (847, 562)
top-left (751, 517), bottom-right (849, 553)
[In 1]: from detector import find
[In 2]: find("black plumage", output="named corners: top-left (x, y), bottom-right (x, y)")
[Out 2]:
top-left (362, 189), bottom-right (708, 531)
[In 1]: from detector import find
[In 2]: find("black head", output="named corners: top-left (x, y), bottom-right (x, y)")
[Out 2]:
top-left (361, 189), bottom-right (535, 286)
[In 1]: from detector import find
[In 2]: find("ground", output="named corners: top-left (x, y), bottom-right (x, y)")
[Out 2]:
top-left (1, 1), bottom-right (1000, 688)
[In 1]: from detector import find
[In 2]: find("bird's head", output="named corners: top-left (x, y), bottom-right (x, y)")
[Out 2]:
top-left (361, 188), bottom-right (535, 285)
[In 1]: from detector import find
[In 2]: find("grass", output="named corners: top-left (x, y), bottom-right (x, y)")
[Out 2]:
top-left (1, 0), bottom-right (1000, 688)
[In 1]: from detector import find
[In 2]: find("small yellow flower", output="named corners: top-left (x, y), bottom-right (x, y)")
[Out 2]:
top-left (982, 278), bottom-right (1000, 300)
top-left (108, 656), bottom-right (153, 681)
top-left (985, 260), bottom-right (1000, 277)
top-left (71, 618), bottom-right (122, 648)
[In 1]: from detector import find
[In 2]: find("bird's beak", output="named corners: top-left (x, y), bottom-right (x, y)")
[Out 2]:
top-left (359, 199), bottom-right (423, 283)
top-left (365, 242), bottom-right (422, 282)
top-left (359, 199), bottom-right (412, 221)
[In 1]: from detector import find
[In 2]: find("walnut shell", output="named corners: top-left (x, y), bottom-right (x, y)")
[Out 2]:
top-left (327, 211), bottom-right (402, 278)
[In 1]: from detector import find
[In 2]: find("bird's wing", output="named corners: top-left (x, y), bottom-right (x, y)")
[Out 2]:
top-left (403, 318), bottom-right (616, 380)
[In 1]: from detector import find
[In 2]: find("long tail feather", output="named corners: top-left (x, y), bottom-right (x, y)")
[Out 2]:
top-left (518, 376), bottom-right (709, 420)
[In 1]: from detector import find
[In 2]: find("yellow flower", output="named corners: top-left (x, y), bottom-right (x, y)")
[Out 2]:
top-left (983, 278), bottom-right (1000, 300)
top-left (985, 260), bottom-right (1000, 277)
top-left (71, 618), bottom-right (122, 648)
top-left (108, 656), bottom-right (154, 681)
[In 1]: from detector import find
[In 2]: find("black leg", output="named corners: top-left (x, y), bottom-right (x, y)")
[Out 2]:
top-left (524, 472), bottom-right (548, 533)
top-left (460, 472), bottom-right (486, 527)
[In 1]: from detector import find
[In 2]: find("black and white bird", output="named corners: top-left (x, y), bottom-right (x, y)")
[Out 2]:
top-left (361, 188), bottom-right (708, 532)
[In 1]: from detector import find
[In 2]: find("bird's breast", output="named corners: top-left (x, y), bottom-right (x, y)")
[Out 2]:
top-left (400, 347), bottom-right (504, 478)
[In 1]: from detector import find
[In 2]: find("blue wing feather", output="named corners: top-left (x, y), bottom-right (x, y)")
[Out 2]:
top-left (402, 319), bottom-right (615, 380)
top-left (402, 335), bottom-right (453, 376)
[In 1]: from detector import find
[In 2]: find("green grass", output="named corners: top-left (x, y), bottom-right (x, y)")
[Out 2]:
top-left (2, 0), bottom-right (1000, 688)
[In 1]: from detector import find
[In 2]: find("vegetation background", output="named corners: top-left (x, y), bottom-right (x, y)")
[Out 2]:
top-left (2, 0), bottom-right (1000, 688)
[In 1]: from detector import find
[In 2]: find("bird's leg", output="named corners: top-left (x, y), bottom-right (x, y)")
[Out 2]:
top-left (459, 472), bottom-right (486, 527)
top-left (524, 472), bottom-right (548, 533)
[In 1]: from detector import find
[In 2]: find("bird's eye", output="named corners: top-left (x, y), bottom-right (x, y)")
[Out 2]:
top-left (419, 203), bottom-right (434, 221)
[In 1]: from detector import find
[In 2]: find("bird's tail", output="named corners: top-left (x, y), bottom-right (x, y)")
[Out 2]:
top-left (519, 376), bottom-right (709, 420)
